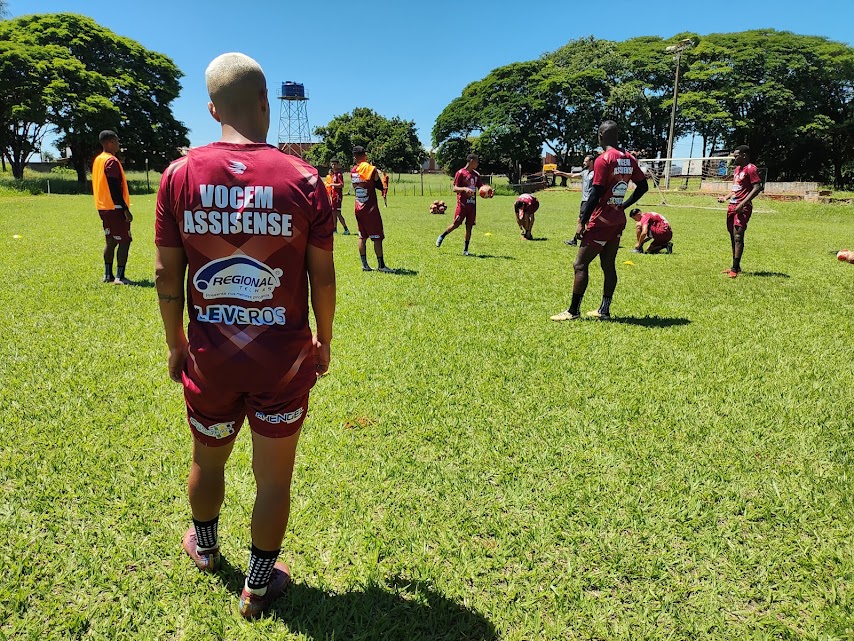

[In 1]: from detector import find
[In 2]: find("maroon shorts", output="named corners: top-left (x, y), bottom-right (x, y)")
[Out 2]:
top-left (356, 209), bottom-right (384, 240)
top-left (582, 220), bottom-right (624, 245)
top-left (648, 227), bottom-right (673, 250)
top-left (182, 368), bottom-right (309, 446)
top-left (99, 210), bottom-right (132, 243)
top-left (454, 204), bottom-right (476, 226)
top-left (330, 192), bottom-right (343, 211)
top-left (727, 204), bottom-right (752, 231)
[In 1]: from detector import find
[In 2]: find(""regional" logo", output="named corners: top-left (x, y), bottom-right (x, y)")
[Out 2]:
top-left (193, 255), bottom-right (283, 302)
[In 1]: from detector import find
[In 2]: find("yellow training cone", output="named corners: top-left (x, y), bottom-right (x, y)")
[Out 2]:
top-left (12, 235), bottom-right (21, 239)
top-left (623, 260), bottom-right (634, 265)
top-left (484, 232), bottom-right (492, 236)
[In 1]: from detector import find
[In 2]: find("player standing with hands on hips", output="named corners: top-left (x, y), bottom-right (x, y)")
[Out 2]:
top-left (154, 52), bottom-right (335, 619)
top-left (718, 145), bottom-right (762, 278)
top-left (551, 121), bottom-right (648, 321)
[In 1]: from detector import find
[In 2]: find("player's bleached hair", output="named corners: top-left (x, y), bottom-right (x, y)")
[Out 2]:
top-left (205, 53), bottom-right (266, 115)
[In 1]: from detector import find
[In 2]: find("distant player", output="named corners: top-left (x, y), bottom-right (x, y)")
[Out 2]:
top-left (92, 130), bottom-right (133, 284)
top-left (154, 53), bottom-right (336, 619)
top-left (514, 193), bottom-right (539, 240)
top-left (553, 154), bottom-right (594, 246)
top-left (436, 153), bottom-right (482, 255)
top-left (381, 171), bottom-right (390, 206)
top-left (718, 145), bottom-right (762, 278)
top-left (325, 158), bottom-right (350, 234)
top-left (629, 209), bottom-right (673, 254)
top-left (551, 121), bottom-right (648, 321)
top-left (351, 146), bottom-right (392, 272)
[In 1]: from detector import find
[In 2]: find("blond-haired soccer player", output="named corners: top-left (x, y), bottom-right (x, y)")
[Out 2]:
top-left (92, 130), bottom-right (133, 283)
top-left (154, 52), bottom-right (335, 619)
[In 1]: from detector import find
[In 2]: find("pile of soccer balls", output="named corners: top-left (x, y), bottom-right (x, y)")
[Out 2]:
top-left (430, 200), bottom-right (447, 214)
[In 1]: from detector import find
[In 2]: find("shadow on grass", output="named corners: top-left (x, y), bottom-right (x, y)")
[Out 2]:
top-left (610, 316), bottom-right (691, 328)
top-left (383, 267), bottom-right (419, 276)
top-left (128, 279), bottom-right (155, 288)
top-left (465, 253), bottom-right (516, 261)
top-left (216, 560), bottom-right (495, 639)
top-left (525, 237), bottom-right (549, 242)
top-left (743, 271), bottom-right (790, 278)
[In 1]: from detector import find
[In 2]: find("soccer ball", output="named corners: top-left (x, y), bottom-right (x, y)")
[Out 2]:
top-left (479, 185), bottom-right (494, 199)
top-left (838, 250), bottom-right (852, 262)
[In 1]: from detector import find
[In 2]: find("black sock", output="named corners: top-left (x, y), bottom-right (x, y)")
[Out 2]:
top-left (732, 257), bottom-right (741, 272)
top-left (569, 294), bottom-right (583, 316)
top-left (116, 265), bottom-right (126, 280)
top-left (599, 296), bottom-right (612, 315)
top-left (360, 254), bottom-right (370, 268)
top-left (377, 255), bottom-right (386, 269)
top-left (104, 263), bottom-right (113, 279)
top-left (193, 515), bottom-right (219, 550)
top-left (464, 240), bottom-right (470, 252)
top-left (247, 544), bottom-right (280, 590)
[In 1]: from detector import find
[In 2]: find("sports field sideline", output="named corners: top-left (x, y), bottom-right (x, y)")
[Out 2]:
top-left (0, 191), bottom-right (852, 639)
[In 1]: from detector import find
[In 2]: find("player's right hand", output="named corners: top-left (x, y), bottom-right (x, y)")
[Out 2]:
top-left (124, 210), bottom-right (133, 223)
top-left (313, 335), bottom-right (330, 377)
top-left (167, 342), bottom-right (188, 383)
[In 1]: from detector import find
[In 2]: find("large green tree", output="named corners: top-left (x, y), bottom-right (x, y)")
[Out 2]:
top-left (0, 13), bottom-right (188, 185)
top-left (306, 107), bottom-right (425, 174)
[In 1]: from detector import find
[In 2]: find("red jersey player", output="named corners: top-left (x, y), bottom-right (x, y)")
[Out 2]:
top-left (514, 193), bottom-right (539, 240)
top-left (718, 145), bottom-right (762, 278)
top-left (324, 158), bottom-right (350, 235)
top-left (351, 146), bottom-right (392, 272)
top-left (92, 130), bottom-right (133, 284)
top-left (154, 53), bottom-right (335, 619)
top-left (551, 121), bottom-right (648, 321)
top-left (436, 153), bottom-right (482, 255)
top-left (629, 209), bottom-right (673, 254)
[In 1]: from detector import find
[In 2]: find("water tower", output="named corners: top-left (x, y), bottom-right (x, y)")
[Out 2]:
top-left (277, 82), bottom-right (311, 158)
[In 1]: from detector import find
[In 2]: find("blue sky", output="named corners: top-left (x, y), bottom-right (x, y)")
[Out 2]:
top-left (9, 0), bottom-right (854, 159)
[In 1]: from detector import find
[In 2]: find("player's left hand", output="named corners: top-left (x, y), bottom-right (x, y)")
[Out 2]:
top-left (313, 335), bottom-right (330, 377)
top-left (124, 210), bottom-right (133, 223)
top-left (167, 341), bottom-right (188, 383)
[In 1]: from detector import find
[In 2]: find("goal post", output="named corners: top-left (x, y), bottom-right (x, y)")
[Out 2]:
top-left (637, 156), bottom-right (734, 189)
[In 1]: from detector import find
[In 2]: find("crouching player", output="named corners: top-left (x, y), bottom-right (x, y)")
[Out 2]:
top-left (515, 193), bottom-right (539, 240)
top-left (154, 53), bottom-right (335, 619)
top-left (629, 209), bottom-right (672, 254)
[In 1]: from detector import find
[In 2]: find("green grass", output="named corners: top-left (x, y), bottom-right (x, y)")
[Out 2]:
top-left (0, 190), bottom-right (852, 640)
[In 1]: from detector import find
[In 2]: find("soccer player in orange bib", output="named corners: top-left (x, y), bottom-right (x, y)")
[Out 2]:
top-left (325, 158), bottom-right (350, 235)
top-left (154, 53), bottom-right (335, 619)
top-left (92, 130), bottom-right (133, 284)
top-left (351, 146), bottom-right (392, 272)
top-left (551, 121), bottom-right (648, 321)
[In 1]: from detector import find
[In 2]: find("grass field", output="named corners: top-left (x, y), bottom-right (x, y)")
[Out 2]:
top-left (0, 189), bottom-right (852, 640)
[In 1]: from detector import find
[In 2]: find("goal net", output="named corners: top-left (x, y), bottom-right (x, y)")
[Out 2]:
top-left (637, 156), bottom-right (733, 189)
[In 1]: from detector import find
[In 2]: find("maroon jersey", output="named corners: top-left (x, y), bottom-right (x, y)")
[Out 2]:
top-left (155, 142), bottom-right (333, 396)
top-left (729, 163), bottom-right (761, 208)
top-left (454, 167), bottom-right (482, 214)
top-left (640, 212), bottom-right (670, 235)
top-left (515, 193), bottom-right (539, 214)
top-left (589, 147), bottom-right (646, 232)
top-left (351, 161), bottom-right (381, 218)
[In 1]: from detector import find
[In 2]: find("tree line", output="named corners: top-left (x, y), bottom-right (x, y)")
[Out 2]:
top-left (0, 13), bottom-right (188, 184)
top-left (433, 30), bottom-right (854, 187)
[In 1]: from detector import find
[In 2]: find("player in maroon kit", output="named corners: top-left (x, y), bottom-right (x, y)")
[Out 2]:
top-left (436, 154), bottom-right (482, 255)
top-left (326, 158), bottom-right (350, 235)
top-left (718, 145), bottom-right (762, 278)
top-left (551, 121), bottom-right (648, 321)
top-left (154, 53), bottom-right (335, 619)
top-left (629, 209), bottom-right (673, 254)
top-left (514, 193), bottom-right (539, 240)
top-left (351, 146), bottom-right (392, 272)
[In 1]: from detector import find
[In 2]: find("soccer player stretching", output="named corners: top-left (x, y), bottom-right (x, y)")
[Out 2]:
top-left (551, 121), bottom-right (648, 321)
top-left (514, 193), bottom-right (539, 240)
top-left (351, 146), bottom-right (392, 272)
top-left (720, 145), bottom-right (762, 278)
top-left (154, 53), bottom-right (335, 619)
top-left (92, 130), bottom-right (133, 284)
top-left (436, 153), bottom-right (482, 255)
top-left (325, 158), bottom-right (350, 235)
top-left (629, 209), bottom-right (673, 254)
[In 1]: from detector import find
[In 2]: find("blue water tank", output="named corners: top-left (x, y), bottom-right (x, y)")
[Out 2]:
top-left (281, 82), bottom-right (305, 98)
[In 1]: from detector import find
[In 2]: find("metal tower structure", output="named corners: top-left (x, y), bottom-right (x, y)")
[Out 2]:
top-left (277, 82), bottom-right (311, 158)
